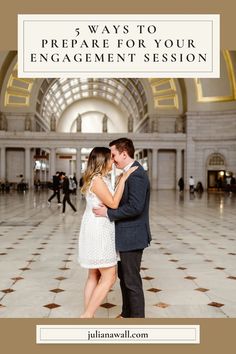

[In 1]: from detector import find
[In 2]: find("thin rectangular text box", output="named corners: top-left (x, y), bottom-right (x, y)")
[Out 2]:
top-left (36, 324), bottom-right (200, 344)
top-left (18, 14), bottom-right (219, 78)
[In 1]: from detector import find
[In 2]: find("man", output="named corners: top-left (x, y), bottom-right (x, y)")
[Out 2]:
top-left (93, 138), bottom-right (151, 318)
top-left (48, 171), bottom-right (61, 205)
top-left (60, 172), bottom-right (77, 216)
top-left (189, 176), bottom-right (195, 193)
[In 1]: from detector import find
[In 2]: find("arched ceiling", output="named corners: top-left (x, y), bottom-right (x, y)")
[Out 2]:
top-left (37, 78), bottom-right (148, 128)
top-left (1, 50), bottom-right (236, 121)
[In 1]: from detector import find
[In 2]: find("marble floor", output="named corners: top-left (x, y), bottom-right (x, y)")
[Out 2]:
top-left (0, 189), bottom-right (236, 318)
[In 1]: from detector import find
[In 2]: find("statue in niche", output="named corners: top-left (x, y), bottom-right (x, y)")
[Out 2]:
top-left (25, 114), bottom-right (32, 131)
top-left (128, 115), bottom-right (133, 132)
top-left (102, 114), bottom-right (108, 133)
top-left (50, 114), bottom-right (56, 131)
top-left (0, 112), bottom-right (7, 131)
top-left (175, 116), bottom-right (184, 133)
top-left (147, 117), bottom-right (152, 133)
top-left (0, 112), bottom-right (3, 130)
top-left (151, 118), bottom-right (158, 133)
top-left (76, 114), bottom-right (82, 132)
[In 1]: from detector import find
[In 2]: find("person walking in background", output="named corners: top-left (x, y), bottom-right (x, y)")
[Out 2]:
top-left (226, 175), bottom-right (231, 193)
top-left (195, 181), bottom-right (204, 193)
top-left (178, 177), bottom-right (184, 192)
top-left (189, 176), bottom-right (195, 193)
top-left (60, 172), bottom-right (77, 215)
top-left (48, 171), bottom-right (61, 205)
top-left (73, 173), bottom-right (78, 195)
top-left (69, 175), bottom-right (77, 194)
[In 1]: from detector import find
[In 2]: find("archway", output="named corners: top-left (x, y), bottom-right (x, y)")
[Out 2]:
top-left (207, 153), bottom-right (226, 190)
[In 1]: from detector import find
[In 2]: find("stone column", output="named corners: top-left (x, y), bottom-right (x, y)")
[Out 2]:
top-left (0, 147), bottom-right (6, 180)
top-left (39, 167), bottom-right (43, 182)
top-left (43, 166), bottom-right (47, 183)
top-left (176, 148), bottom-right (182, 189)
top-left (152, 148), bottom-right (158, 190)
top-left (49, 148), bottom-right (56, 179)
top-left (147, 149), bottom-right (152, 180)
top-left (25, 148), bottom-right (31, 187)
top-left (76, 148), bottom-right (81, 182)
top-left (185, 112), bottom-right (195, 182)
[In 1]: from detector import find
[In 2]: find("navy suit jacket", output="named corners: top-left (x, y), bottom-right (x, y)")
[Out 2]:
top-left (107, 161), bottom-right (152, 252)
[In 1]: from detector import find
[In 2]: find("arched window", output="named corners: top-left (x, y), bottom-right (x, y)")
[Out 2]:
top-left (209, 154), bottom-right (225, 166)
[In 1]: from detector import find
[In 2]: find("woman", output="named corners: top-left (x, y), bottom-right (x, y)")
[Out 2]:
top-left (78, 147), bottom-right (137, 318)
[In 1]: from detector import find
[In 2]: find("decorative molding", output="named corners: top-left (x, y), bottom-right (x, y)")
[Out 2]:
top-left (195, 50), bottom-right (236, 103)
top-left (0, 132), bottom-right (186, 150)
top-left (186, 110), bottom-right (236, 117)
top-left (4, 63), bottom-right (34, 107)
top-left (149, 78), bottom-right (179, 110)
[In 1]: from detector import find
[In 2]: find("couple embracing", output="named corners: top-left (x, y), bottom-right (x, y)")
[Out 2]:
top-left (78, 138), bottom-right (151, 318)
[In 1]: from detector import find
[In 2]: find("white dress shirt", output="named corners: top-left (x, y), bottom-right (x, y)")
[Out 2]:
top-left (123, 160), bottom-right (135, 172)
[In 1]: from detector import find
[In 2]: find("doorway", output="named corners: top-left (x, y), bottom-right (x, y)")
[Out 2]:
top-left (207, 170), bottom-right (225, 190)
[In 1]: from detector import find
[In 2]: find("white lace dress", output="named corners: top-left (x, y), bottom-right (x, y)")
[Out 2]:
top-left (78, 175), bottom-right (117, 269)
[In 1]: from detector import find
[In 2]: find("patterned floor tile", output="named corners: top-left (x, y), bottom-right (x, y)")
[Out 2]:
top-left (147, 288), bottom-right (162, 293)
top-left (55, 277), bottom-right (67, 281)
top-left (142, 276), bottom-right (155, 280)
top-left (43, 303), bottom-right (61, 309)
top-left (0, 190), bottom-right (236, 318)
top-left (215, 267), bottom-right (225, 270)
top-left (58, 267), bottom-right (70, 271)
top-left (100, 303), bottom-right (116, 309)
top-left (154, 302), bottom-right (170, 308)
top-left (195, 288), bottom-right (209, 292)
top-left (184, 276), bottom-right (197, 280)
top-left (19, 268), bottom-right (31, 271)
top-left (50, 288), bottom-right (65, 293)
top-left (1, 288), bottom-right (15, 294)
top-left (208, 302), bottom-right (224, 308)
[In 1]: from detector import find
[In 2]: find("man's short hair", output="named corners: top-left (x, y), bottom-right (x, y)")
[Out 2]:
top-left (109, 138), bottom-right (135, 158)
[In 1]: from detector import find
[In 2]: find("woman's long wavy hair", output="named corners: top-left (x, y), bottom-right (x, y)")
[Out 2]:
top-left (81, 147), bottom-right (111, 194)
